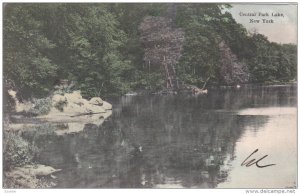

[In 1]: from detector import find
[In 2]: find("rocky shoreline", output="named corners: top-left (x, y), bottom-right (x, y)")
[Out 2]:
top-left (4, 90), bottom-right (113, 188)
top-left (4, 164), bottom-right (62, 188)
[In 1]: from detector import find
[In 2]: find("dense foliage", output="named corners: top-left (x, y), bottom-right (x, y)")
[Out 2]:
top-left (139, 16), bottom-right (185, 89)
top-left (3, 131), bottom-right (38, 170)
top-left (174, 4), bottom-right (296, 86)
top-left (4, 3), bottom-right (297, 100)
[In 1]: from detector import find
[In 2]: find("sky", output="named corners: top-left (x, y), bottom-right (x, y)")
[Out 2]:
top-left (228, 3), bottom-right (297, 44)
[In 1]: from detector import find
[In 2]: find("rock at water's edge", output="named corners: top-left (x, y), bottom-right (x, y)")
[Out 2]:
top-left (46, 90), bottom-right (112, 119)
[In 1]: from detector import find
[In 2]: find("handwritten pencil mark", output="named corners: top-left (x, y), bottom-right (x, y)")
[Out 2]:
top-left (241, 149), bottom-right (276, 168)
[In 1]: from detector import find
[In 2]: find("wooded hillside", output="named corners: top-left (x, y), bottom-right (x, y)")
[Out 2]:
top-left (3, 3), bottom-right (297, 99)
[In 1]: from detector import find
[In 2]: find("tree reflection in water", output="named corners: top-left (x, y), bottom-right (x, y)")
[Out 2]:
top-left (22, 84), bottom-right (296, 188)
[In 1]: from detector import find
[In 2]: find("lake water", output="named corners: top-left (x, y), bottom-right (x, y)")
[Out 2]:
top-left (23, 84), bottom-right (297, 188)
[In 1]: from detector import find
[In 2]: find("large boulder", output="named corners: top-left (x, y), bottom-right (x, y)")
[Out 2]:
top-left (39, 91), bottom-right (113, 125)
top-left (5, 164), bottom-right (61, 188)
top-left (89, 97), bottom-right (103, 106)
top-left (103, 101), bottom-right (112, 110)
top-left (52, 94), bottom-right (67, 105)
top-left (64, 91), bottom-right (83, 105)
top-left (14, 164), bottom-right (61, 177)
top-left (50, 91), bottom-right (111, 115)
top-left (7, 90), bottom-right (33, 112)
top-left (84, 102), bottom-right (106, 113)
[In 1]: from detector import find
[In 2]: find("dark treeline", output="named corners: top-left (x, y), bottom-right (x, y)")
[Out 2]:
top-left (3, 3), bottom-right (297, 99)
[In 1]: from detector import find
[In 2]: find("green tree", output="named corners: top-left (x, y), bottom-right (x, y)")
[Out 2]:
top-left (175, 4), bottom-right (224, 86)
top-left (3, 3), bottom-right (297, 102)
top-left (4, 4), bottom-right (57, 99)
top-left (4, 4), bottom-right (134, 98)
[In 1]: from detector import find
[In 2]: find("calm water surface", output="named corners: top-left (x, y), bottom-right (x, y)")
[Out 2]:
top-left (23, 84), bottom-right (297, 188)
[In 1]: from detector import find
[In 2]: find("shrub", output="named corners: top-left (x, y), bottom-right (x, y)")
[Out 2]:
top-left (53, 81), bottom-right (75, 95)
top-left (3, 131), bottom-right (38, 170)
top-left (29, 97), bottom-right (52, 115)
top-left (53, 100), bottom-right (68, 112)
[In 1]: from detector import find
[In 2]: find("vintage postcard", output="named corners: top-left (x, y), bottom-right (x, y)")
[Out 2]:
top-left (2, 2), bottom-right (298, 191)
